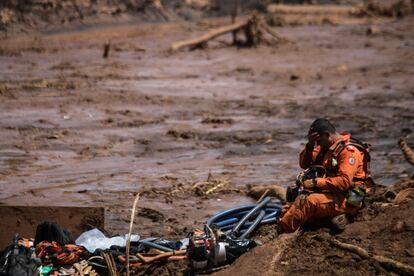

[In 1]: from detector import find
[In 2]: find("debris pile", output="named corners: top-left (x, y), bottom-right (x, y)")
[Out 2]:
top-left (0, 196), bottom-right (280, 275)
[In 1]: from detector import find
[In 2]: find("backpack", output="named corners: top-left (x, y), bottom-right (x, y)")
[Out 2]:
top-left (333, 137), bottom-right (375, 190)
top-left (0, 235), bottom-right (39, 276)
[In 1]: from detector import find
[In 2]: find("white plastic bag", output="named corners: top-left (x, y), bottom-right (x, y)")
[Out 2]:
top-left (75, 228), bottom-right (139, 253)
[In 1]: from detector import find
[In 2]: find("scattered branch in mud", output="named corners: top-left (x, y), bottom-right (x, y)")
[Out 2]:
top-left (319, 234), bottom-right (414, 275)
top-left (103, 40), bottom-right (111, 58)
top-left (170, 14), bottom-right (291, 52)
top-left (140, 173), bottom-right (243, 202)
top-left (192, 175), bottom-right (232, 196)
top-left (399, 138), bottom-right (414, 166)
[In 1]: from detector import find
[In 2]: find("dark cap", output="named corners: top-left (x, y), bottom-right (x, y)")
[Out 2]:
top-left (309, 118), bottom-right (336, 135)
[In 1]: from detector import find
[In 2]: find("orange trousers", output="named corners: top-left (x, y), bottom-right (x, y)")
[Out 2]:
top-left (279, 192), bottom-right (343, 233)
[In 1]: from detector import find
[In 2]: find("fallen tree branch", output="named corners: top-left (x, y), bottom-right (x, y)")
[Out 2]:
top-left (170, 14), bottom-right (290, 52)
top-left (171, 20), bottom-right (248, 51)
top-left (323, 235), bottom-right (414, 275)
top-left (399, 138), bottom-right (414, 166)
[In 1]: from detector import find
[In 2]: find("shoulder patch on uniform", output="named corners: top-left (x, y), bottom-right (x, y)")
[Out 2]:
top-left (346, 145), bottom-right (355, 151)
top-left (348, 156), bottom-right (356, 165)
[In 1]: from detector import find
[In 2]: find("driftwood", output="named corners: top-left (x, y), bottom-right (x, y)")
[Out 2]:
top-left (170, 14), bottom-right (290, 52)
top-left (399, 138), bottom-right (414, 166)
top-left (321, 235), bottom-right (414, 275)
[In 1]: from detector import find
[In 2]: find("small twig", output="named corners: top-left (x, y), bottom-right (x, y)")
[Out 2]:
top-left (256, 189), bottom-right (270, 203)
top-left (206, 180), bottom-right (229, 195)
top-left (126, 193), bottom-right (140, 276)
top-left (191, 181), bottom-right (209, 190)
top-left (103, 40), bottom-right (111, 58)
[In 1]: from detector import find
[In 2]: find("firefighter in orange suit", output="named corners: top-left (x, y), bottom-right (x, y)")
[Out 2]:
top-left (279, 118), bottom-right (373, 233)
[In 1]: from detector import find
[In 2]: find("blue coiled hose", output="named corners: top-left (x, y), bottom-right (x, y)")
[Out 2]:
top-left (207, 197), bottom-right (282, 239)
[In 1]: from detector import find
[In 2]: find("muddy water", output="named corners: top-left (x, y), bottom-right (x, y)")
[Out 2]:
top-left (0, 17), bottom-right (413, 238)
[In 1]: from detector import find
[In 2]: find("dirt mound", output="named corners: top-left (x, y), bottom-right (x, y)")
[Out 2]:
top-left (215, 179), bottom-right (414, 276)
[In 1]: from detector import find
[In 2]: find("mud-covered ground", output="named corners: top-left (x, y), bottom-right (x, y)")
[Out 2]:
top-left (216, 179), bottom-right (414, 276)
top-left (0, 8), bottom-right (413, 274)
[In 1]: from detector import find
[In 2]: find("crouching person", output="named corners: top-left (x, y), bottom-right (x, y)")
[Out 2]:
top-left (279, 118), bottom-right (374, 233)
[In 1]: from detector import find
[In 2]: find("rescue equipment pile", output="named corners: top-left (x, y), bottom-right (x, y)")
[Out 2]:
top-left (0, 197), bottom-right (281, 275)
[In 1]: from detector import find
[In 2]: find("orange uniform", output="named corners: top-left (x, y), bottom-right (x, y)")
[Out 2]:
top-left (280, 133), bottom-right (368, 233)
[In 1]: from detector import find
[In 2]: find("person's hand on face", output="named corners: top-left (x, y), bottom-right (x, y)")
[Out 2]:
top-left (307, 131), bottom-right (320, 149)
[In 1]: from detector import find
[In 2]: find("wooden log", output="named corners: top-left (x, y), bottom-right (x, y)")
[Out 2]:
top-left (170, 20), bottom-right (248, 51)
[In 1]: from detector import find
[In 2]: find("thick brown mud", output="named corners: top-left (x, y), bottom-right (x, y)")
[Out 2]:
top-left (0, 14), bottom-right (413, 244)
